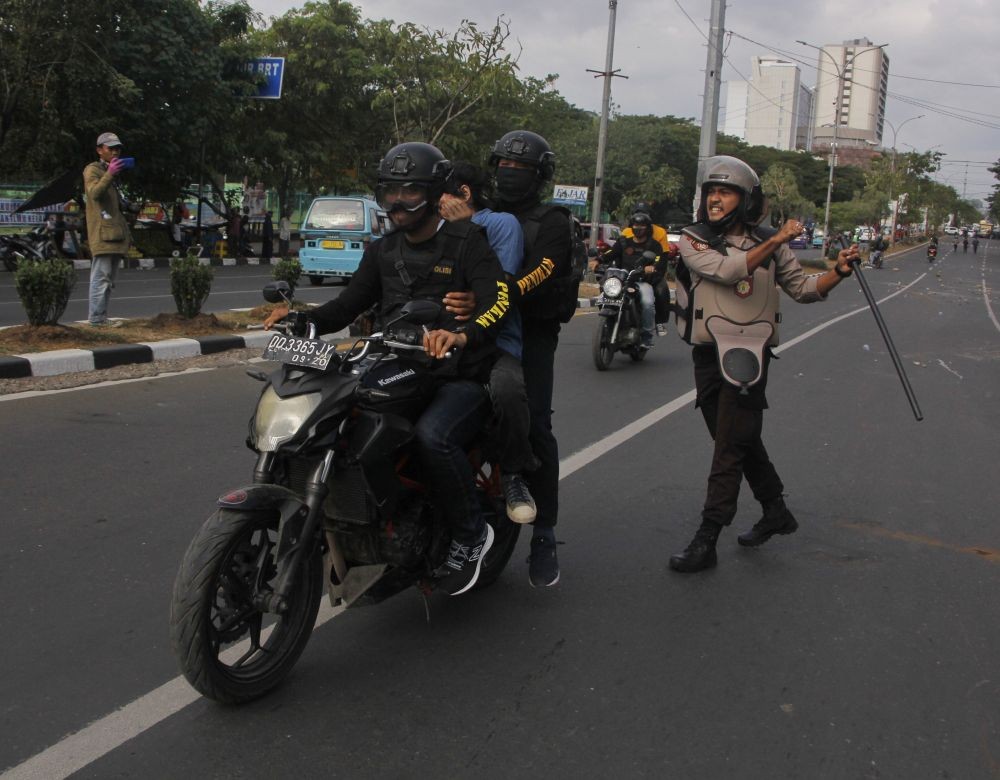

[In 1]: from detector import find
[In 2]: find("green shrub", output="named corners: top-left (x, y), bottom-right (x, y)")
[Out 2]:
top-left (170, 256), bottom-right (214, 318)
top-left (272, 257), bottom-right (302, 290)
top-left (14, 259), bottom-right (76, 325)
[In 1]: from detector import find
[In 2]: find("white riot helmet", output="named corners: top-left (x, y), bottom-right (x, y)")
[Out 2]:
top-left (696, 155), bottom-right (766, 228)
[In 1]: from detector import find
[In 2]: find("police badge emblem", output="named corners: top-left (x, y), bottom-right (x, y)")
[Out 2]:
top-left (691, 240), bottom-right (709, 251)
top-left (735, 276), bottom-right (753, 298)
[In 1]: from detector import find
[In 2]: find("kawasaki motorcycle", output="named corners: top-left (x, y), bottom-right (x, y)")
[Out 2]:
top-left (592, 263), bottom-right (648, 370)
top-left (169, 282), bottom-right (520, 704)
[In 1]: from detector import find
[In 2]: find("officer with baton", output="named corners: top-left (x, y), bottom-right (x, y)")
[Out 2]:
top-left (669, 155), bottom-right (860, 573)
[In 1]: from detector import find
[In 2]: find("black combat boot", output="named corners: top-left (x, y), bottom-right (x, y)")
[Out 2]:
top-left (737, 497), bottom-right (798, 547)
top-left (668, 520), bottom-right (722, 573)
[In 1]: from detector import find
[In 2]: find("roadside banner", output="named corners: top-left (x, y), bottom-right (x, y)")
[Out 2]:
top-left (551, 184), bottom-right (588, 206)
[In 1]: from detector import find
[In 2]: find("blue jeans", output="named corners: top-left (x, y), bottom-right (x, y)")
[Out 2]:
top-left (637, 281), bottom-right (655, 340)
top-left (89, 254), bottom-right (121, 324)
top-left (414, 380), bottom-right (491, 544)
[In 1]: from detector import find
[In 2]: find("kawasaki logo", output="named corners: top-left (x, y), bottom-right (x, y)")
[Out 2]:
top-left (377, 368), bottom-right (416, 386)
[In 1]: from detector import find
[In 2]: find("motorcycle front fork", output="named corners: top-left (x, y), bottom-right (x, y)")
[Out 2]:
top-left (253, 449), bottom-right (337, 614)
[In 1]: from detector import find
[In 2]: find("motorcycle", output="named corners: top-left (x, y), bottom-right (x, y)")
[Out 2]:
top-left (592, 257), bottom-right (651, 370)
top-left (169, 282), bottom-right (520, 704)
top-left (0, 224), bottom-right (58, 272)
top-left (927, 244), bottom-right (938, 263)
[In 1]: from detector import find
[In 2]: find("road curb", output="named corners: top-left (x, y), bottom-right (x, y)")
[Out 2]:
top-left (1, 300), bottom-right (599, 380)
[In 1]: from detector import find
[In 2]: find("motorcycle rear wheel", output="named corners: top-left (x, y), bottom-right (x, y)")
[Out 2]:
top-left (170, 508), bottom-right (323, 704)
top-left (592, 318), bottom-right (615, 371)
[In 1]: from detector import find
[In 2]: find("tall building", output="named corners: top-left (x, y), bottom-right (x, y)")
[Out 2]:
top-left (723, 57), bottom-right (814, 152)
top-left (811, 38), bottom-right (889, 151)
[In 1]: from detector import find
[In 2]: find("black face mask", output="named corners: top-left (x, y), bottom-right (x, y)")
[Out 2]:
top-left (495, 167), bottom-right (538, 202)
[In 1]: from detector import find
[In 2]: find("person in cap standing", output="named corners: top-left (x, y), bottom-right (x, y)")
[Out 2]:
top-left (83, 132), bottom-right (132, 326)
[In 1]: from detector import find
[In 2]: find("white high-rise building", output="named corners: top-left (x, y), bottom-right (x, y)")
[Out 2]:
top-left (723, 57), bottom-right (814, 151)
top-left (811, 38), bottom-right (889, 150)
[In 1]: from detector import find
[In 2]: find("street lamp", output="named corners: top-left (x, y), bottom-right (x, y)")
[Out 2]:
top-left (797, 40), bottom-right (887, 250)
top-left (883, 115), bottom-right (924, 246)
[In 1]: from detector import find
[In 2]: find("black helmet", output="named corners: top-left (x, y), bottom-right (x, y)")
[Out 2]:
top-left (696, 155), bottom-right (766, 227)
top-left (376, 142), bottom-right (453, 212)
top-left (489, 130), bottom-right (556, 179)
top-left (630, 212), bottom-right (653, 228)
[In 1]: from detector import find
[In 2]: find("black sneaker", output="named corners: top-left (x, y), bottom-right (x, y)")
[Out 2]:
top-left (433, 524), bottom-right (494, 596)
top-left (528, 535), bottom-right (560, 587)
top-left (502, 473), bottom-right (536, 524)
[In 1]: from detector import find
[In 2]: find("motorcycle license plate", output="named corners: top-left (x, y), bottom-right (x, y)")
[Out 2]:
top-left (321, 240), bottom-right (345, 249)
top-left (262, 334), bottom-right (338, 371)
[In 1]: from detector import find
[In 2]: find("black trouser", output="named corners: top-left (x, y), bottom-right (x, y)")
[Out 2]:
top-left (488, 349), bottom-right (539, 475)
top-left (521, 318), bottom-right (561, 529)
top-left (693, 345), bottom-right (784, 526)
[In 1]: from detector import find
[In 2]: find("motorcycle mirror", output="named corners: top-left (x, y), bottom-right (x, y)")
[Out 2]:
top-left (263, 281), bottom-right (292, 304)
top-left (395, 299), bottom-right (441, 326)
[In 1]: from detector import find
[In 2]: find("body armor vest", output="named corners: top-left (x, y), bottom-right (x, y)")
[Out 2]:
top-left (678, 223), bottom-right (782, 346)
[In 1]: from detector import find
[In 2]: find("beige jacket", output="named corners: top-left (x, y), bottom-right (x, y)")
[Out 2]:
top-left (83, 161), bottom-right (131, 257)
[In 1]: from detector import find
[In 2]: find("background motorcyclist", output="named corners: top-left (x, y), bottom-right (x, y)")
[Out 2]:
top-left (595, 211), bottom-right (665, 349)
top-left (620, 201), bottom-right (675, 335)
top-left (264, 141), bottom-right (510, 596)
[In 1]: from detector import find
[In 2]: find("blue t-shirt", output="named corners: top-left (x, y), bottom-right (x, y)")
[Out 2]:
top-left (472, 208), bottom-right (523, 359)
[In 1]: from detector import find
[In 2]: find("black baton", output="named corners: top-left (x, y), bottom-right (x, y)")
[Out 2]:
top-left (848, 255), bottom-right (924, 421)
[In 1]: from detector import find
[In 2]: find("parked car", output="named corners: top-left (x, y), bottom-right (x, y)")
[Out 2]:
top-left (943, 225), bottom-right (959, 235)
top-left (581, 222), bottom-right (621, 254)
top-left (811, 231), bottom-right (825, 248)
top-left (297, 196), bottom-right (391, 285)
top-left (789, 232), bottom-right (809, 249)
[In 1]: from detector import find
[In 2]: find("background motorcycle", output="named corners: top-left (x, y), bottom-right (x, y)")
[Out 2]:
top-left (169, 283), bottom-right (520, 704)
top-left (0, 224), bottom-right (58, 272)
top-left (592, 257), bottom-right (650, 370)
top-left (927, 244), bottom-right (938, 263)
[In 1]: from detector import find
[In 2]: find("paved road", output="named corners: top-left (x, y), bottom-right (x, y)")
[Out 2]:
top-left (0, 248), bottom-right (827, 328)
top-left (1, 242), bottom-right (998, 778)
top-left (0, 265), bottom-right (347, 327)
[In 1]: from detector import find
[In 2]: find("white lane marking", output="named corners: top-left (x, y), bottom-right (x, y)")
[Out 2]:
top-left (1, 271), bottom-right (928, 777)
top-left (3, 603), bottom-right (343, 780)
top-left (982, 256), bottom-right (1000, 334)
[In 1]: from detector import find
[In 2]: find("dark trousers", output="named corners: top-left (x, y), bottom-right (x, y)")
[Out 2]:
top-left (522, 318), bottom-right (561, 529)
top-left (414, 380), bottom-right (491, 543)
top-left (693, 345), bottom-right (784, 525)
top-left (488, 350), bottom-right (539, 475)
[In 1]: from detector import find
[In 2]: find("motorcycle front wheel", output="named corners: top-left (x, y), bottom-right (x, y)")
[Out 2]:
top-left (169, 508), bottom-right (323, 704)
top-left (592, 317), bottom-right (615, 371)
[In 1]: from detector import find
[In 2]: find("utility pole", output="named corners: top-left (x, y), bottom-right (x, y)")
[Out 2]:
top-left (693, 0), bottom-right (727, 217)
top-left (587, 0), bottom-right (626, 250)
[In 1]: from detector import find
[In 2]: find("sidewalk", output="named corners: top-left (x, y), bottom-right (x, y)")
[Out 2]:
top-left (0, 295), bottom-right (599, 380)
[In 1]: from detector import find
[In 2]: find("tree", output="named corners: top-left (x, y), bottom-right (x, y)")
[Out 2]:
top-left (761, 163), bottom-right (808, 223)
top-left (987, 159), bottom-right (1000, 222)
top-left (0, 0), bottom-right (261, 198)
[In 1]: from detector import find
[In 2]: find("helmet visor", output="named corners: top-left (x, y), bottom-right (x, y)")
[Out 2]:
top-left (376, 182), bottom-right (429, 212)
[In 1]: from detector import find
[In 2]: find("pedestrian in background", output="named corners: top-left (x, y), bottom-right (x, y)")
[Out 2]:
top-left (83, 132), bottom-right (131, 326)
top-left (261, 210), bottom-right (274, 261)
top-left (278, 211), bottom-right (292, 257)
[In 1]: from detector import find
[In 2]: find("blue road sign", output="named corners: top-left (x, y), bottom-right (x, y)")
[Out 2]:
top-left (244, 57), bottom-right (286, 100)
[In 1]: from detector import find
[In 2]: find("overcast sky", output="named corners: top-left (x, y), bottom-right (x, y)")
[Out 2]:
top-left (249, 0), bottom-right (999, 202)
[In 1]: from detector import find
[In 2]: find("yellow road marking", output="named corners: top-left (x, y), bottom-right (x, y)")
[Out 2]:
top-left (839, 522), bottom-right (1000, 563)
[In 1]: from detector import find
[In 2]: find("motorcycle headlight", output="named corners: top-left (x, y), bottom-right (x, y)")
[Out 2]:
top-left (253, 387), bottom-right (322, 451)
top-left (602, 276), bottom-right (624, 298)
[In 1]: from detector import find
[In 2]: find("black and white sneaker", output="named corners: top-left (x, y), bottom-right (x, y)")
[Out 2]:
top-left (433, 524), bottom-right (495, 596)
top-left (502, 473), bottom-right (537, 524)
top-left (528, 535), bottom-right (560, 588)
top-left (656, 323), bottom-right (669, 337)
